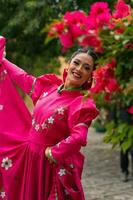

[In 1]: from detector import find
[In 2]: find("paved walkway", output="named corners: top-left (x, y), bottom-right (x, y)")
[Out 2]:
top-left (82, 128), bottom-right (133, 200)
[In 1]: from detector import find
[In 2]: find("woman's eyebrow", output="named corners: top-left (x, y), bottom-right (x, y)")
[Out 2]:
top-left (74, 58), bottom-right (91, 67)
top-left (74, 58), bottom-right (81, 62)
top-left (84, 63), bottom-right (91, 67)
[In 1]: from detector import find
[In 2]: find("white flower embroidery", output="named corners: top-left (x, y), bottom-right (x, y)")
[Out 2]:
top-left (35, 124), bottom-right (40, 131)
top-left (0, 104), bottom-right (4, 110)
top-left (41, 122), bottom-right (47, 129)
top-left (57, 107), bottom-right (64, 115)
top-left (42, 92), bottom-right (48, 97)
top-left (1, 157), bottom-right (12, 170)
top-left (47, 116), bottom-right (54, 124)
top-left (0, 191), bottom-right (6, 199)
top-left (3, 70), bottom-right (7, 75)
top-left (58, 168), bottom-right (66, 176)
top-left (32, 118), bottom-right (35, 126)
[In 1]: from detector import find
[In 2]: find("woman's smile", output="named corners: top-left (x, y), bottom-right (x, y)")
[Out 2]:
top-left (72, 71), bottom-right (82, 79)
top-left (64, 52), bottom-right (94, 89)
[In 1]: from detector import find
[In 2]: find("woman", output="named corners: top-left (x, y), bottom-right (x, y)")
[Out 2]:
top-left (0, 36), bottom-right (99, 200)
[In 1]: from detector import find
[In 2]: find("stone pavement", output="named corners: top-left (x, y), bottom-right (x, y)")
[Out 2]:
top-left (82, 128), bottom-right (133, 200)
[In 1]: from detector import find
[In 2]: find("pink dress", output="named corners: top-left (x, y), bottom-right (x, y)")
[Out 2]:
top-left (0, 37), bottom-right (99, 200)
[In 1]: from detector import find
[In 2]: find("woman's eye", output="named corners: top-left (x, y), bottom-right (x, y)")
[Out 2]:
top-left (85, 66), bottom-right (90, 71)
top-left (73, 61), bottom-right (79, 65)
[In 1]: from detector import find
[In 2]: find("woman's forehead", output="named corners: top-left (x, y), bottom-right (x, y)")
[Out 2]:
top-left (72, 53), bottom-right (94, 63)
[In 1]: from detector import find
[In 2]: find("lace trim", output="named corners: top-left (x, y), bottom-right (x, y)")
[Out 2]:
top-left (28, 78), bottom-right (36, 96)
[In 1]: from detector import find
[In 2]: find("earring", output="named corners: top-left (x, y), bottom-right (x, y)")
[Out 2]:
top-left (83, 77), bottom-right (93, 90)
top-left (88, 77), bottom-right (92, 82)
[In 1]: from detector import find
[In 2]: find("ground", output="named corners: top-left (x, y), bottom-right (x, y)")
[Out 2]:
top-left (82, 128), bottom-right (133, 200)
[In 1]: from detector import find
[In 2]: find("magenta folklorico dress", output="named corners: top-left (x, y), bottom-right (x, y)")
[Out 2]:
top-left (0, 37), bottom-right (99, 200)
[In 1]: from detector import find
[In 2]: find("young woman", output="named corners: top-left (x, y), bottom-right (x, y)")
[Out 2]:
top-left (0, 36), bottom-right (98, 200)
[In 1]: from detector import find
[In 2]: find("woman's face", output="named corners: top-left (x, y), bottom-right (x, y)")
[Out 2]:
top-left (65, 53), bottom-right (94, 88)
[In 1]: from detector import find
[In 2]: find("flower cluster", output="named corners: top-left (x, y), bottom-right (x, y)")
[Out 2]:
top-left (91, 59), bottom-right (121, 101)
top-left (48, 1), bottom-right (132, 52)
top-left (48, 0), bottom-right (132, 101)
top-left (112, 0), bottom-right (131, 19)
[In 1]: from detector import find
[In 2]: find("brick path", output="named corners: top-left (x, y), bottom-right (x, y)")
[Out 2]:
top-left (82, 128), bottom-right (133, 200)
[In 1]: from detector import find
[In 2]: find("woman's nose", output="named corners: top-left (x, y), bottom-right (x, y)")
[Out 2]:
top-left (76, 64), bottom-right (82, 71)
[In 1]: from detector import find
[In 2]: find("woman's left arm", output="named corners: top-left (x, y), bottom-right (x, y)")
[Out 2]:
top-left (46, 98), bottom-right (99, 163)
top-left (46, 123), bottom-right (90, 163)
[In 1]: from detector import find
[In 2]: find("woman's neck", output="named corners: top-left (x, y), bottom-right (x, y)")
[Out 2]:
top-left (64, 80), bottom-right (81, 90)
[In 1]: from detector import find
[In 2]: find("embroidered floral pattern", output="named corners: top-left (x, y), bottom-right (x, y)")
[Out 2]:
top-left (47, 116), bottom-right (54, 124)
top-left (41, 122), bottom-right (47, 129)
top-left (0, 104), bottom-right (4, 110)
top-left (0, 191), bottom-right (6, 199)
top-left (58, 168), bottom-right (66, 176)
top-left (32, 106), bottom-right (67, 132)
top-left (35, 124), bottom-right (40, 131)
top-left (57, 107), bottom-right (64, 115)
top-left (1, 157), bottom-right (12, 170)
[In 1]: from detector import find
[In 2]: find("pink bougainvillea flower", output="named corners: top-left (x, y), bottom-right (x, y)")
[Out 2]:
top-left (69, 24), bottom-right (85, 39)
top-left (64, 10), bottom-right (87, 25)
top-left (59, 32), bottom-right (74, 48)
top-left (115, 27), bottom-right (125, 34)
top-left (103, 67), bottom-right (115, 79)
top-left (107, 58), bottom-right (117, 68)
top-left (113, 0), bottom-right (131, 19)
top-left (89, 2), bottom-right (111, 28)
top-left (84, 16), bottom-right (97, 30)
top-left (127, 106), bottom-right (133, 114)
top-left (124, 43), bottom-right (133, 49)
top-left (104, 93), bottom-right (111, 101)
top-left (78, 34), bottom-right (103, 53)
top-left (89, 2), bottom-right (110, 17)
top-left (90, 82), bottom-right (105, 93)
top-left (78, 35), bottom-right (101, 47)
top-left (48, 22), bottom-right (65, 37)
top-left (105, 79), bottom-right (120, 92)
top-left (91, 61), bottom-right (120, 97)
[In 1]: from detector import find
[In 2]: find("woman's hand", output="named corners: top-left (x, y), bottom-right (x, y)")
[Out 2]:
top-left (45, 147), bottom-right (57, 164)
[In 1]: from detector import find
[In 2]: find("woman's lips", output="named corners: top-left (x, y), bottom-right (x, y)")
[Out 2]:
top-left (72, 72), bottom-right (81, 79)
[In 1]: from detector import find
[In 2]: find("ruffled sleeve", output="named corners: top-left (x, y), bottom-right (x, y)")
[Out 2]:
top-left (51, 96), bottom-right (99, 162)
top-left (31, 74), bottom-right (62, 104)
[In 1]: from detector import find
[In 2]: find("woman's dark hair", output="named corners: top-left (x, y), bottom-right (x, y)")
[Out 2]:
top-left (70, 48), bottom-right (98, 70)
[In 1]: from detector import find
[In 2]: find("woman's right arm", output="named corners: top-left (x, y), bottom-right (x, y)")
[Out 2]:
top-left (0, 36), bottom-right (36, 96)
top-left (2, 59), bottom-right (36, 96)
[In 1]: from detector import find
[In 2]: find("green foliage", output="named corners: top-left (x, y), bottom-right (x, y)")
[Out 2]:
top-left (0, 0), bottom-right (116, 74)
top-left (104, 121), bottom-right (133, 152)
